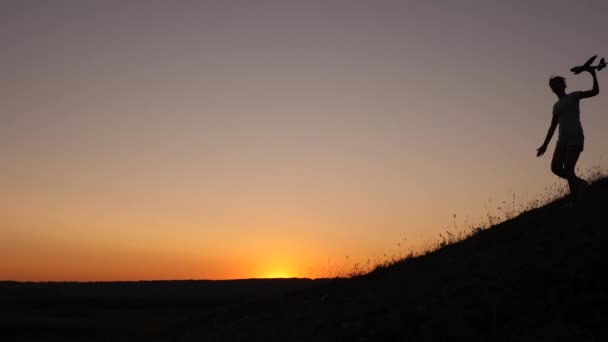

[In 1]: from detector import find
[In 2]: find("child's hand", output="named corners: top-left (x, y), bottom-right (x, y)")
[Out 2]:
top-left (537, 144), bottom-right (547, 157)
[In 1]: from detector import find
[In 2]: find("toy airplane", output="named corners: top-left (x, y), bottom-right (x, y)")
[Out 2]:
top-left (571, 55), bottom-right (607, 74)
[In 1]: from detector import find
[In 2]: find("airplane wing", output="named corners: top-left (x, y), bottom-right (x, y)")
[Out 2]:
top-left (582, 55), bottom-right (598, 68)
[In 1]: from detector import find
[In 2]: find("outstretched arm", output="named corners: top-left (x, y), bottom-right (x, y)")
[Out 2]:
top-left (579, 69), bottom-right (599, 99)
top-left (537, 114), bottom-right (558, 157)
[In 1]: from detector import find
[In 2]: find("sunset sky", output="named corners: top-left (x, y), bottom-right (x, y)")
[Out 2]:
top-left (2, 1), bottom-right (607, 281)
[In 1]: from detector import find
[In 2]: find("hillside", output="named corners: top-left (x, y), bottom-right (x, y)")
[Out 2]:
top-left (3, 178), bottom-right (608, 342)
top-left (186, 178), bottom-right (608, 341)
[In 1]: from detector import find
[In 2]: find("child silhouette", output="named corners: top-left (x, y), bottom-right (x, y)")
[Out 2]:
top-left (537, 67), bottom-right (599, 207)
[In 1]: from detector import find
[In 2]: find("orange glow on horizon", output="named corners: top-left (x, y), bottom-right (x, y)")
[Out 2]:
top-left (259, 270), bottom-right (296, 279)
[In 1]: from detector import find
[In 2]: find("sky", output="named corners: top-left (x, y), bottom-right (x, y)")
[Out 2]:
top-left (1, 0), bottom-right (607, 281)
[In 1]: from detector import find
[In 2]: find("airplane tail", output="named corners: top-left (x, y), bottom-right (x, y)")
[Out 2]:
top-left (598, 58), bottom-right (606, 71)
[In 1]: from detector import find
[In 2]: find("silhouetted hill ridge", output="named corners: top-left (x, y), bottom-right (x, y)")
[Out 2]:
top-left (194, 178), bottom-right (608, 341)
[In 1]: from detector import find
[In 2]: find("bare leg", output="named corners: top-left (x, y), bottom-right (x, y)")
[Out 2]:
top-left (551, 143), bottom-right (566, 179)
top-left (562, 146), bottom-right (583, 195)
top-left (551, 143), bottom-right (583, 198)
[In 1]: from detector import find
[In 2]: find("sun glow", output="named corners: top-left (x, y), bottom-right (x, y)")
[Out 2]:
top-left (261, 269), bottom-right (295, 279)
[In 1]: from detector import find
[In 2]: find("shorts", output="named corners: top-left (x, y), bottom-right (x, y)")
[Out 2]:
top-left (556, 139), bottom-right (584, 153)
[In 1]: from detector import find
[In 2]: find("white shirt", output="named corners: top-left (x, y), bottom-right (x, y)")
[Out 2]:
top-left (553, 91), bottom-right (584, 147)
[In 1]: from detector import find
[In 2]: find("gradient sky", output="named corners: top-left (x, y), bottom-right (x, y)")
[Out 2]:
top-left (2, 0), bottom-right (607, 281)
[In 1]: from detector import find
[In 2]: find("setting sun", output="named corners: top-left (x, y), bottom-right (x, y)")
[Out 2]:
top-left (257, 261), bottom-right (298, 279)
top-left (261, 270), bottom-right (295, 279)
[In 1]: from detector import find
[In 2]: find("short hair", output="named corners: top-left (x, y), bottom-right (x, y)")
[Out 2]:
top-left (549, 76), bottom-right (566, 92)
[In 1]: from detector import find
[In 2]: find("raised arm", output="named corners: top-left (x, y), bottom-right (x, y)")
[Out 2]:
top-left (579, 69), bottom-right (599, 99)
top-left (537, 113), bottom-right (558, 157)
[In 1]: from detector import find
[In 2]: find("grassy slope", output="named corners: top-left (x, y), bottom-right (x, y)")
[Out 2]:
top-left (192, 178), bottom-right (608, 342)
